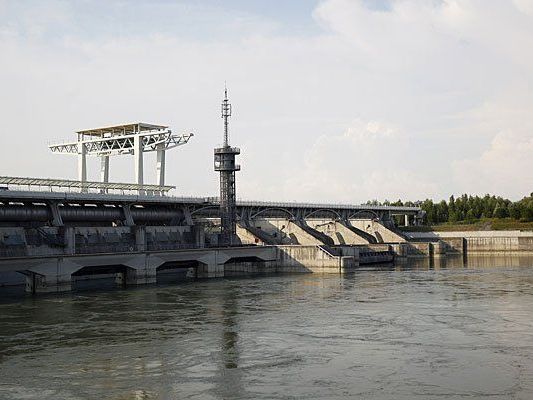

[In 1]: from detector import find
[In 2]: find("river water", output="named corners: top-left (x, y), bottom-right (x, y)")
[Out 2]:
top-left (1, 255), bottom-right (533, 400)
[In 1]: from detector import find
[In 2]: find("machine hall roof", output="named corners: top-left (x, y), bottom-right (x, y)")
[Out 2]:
top-left (0, 176), bottom-right (175, 194)
top-left (76, 123), bottom-right (168, 137)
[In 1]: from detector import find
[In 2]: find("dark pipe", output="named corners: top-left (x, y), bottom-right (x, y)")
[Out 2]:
top-left (0, 206), bottom-right (50, 221)
top-left (0, 205), bottom-right (184, 223)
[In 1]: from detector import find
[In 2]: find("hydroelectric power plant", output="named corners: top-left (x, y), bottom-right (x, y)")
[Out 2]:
top-left (1, 94), bottom-right (533, 400)
top-left (2, 89), bottom-right (529, 295)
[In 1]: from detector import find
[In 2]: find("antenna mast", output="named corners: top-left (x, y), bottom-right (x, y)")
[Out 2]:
top-left (214, 86), bottom-right (241, 246)
top-left (221, 85), bottom-right (232, 147)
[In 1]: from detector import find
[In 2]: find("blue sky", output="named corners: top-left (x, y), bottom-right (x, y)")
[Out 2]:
top-left (0, 0), bottom-right (532, 202)
top-left (1, 0), bottom-right (322, 40)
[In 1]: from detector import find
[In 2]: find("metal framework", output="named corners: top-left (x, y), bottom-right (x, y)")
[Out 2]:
top-left (0, 176), bottom-right (175, 195)
top-left (214, 88), bottom-right (240, 246)
top-left (49, 122), bottom-right (193, 191)
top-left (0, 189), bottom-right (423, 228)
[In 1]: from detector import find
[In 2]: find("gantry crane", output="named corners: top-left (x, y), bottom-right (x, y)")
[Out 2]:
top-left (49, 123), bottom-right (193, 191)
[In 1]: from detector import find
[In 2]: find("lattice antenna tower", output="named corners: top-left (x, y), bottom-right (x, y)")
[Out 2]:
top-left (214, 86), bottom-right (240, 246)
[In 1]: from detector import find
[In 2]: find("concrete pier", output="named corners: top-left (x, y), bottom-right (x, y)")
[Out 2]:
top-left (0, 244), bottom-right (371, 293)
top-left (0, 246), bottom-right (280, 293)
top-left (24, 259), bottom-right (79, 293)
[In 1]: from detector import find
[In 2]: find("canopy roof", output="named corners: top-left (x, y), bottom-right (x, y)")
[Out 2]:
top-left (76, 123), bottom-right (168, 137)
top-left (0, 176), bottom-right (175, 193)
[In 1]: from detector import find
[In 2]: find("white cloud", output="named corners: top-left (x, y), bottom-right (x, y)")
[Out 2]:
top-left (453, 130), bottom-right (533, 198)
top-left (514, 0), bottom-right (533, 17)
top-left (0, 0), bottom-right (532, 202)
top-left (279, 119), bottom-right (439, 203)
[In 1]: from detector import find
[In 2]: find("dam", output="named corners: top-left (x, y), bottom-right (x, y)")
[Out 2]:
top-left (0, 91), bottom-right (531, 295)
top-left (0, 185), bottom-right (421, 293)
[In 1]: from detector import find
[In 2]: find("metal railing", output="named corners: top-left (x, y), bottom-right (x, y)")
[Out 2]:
top-left (208, 197), bottom-right (421, 212)
top-left (0, 176), bottom-right (175, 195)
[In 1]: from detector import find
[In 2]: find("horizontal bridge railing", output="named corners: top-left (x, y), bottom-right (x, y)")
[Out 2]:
top-left (0, 190), bottom-right (420, 214)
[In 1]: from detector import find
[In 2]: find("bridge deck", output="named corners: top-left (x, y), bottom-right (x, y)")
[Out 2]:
top-left (0, 190), bottom-right (420, 214)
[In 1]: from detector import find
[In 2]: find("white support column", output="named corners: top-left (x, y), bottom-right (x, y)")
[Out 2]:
top-left (100, 155), bottom-right (109, 182)
top-left (100, 155), bottom-right (109, 193)
top-left (404, 214), bottom-right (410, 226)
top-left (134, 134), bottom-right (144, 192)
top-left (78, 142), bottom-right (87, 192)
top-left (156, 144), bottom-right (166, 187)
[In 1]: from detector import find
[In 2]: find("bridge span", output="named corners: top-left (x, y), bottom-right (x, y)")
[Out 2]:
top-left (0, 190), bottom-right (421, 226)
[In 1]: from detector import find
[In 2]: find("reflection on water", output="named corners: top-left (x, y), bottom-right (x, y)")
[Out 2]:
top-left (402, 253), bottom-right (533, 270)
top-left (1, 255), bottom-right (533, 399)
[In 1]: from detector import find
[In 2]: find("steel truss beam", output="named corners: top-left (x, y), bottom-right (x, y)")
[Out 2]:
top-left (49, 130), bottom-right (193, 157)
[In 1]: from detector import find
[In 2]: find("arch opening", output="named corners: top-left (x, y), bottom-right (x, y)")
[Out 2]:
top-left (250, 208), bottom-right (295, 220)
top-left (71, 264), bottom-right (134, 291)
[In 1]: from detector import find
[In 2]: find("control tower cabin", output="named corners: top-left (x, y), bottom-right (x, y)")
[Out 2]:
top-left (49, 123), bottom-right (193, 193)
top-left (214, 88), bottom-right (240, 246)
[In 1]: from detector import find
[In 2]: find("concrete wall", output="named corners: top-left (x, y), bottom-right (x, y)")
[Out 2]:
top-left (236, 224), bottom-right (263, 245)
top-left (275, 245), bottom-right (358, 273)
top-left (0, 225), bottom-right (197, 259)
top-left (0, 245), bottom-right (279, 293)
top-left (403, 242), bottom-right (431, 257)
top-left (407, 231), bottom-right (533, 253)
top-left (0, 240), bottom-right (421, 295)
top-left (355, 244), bottom-right (391, 253)
top-left (392, 241), bottom-right (447, 258)
top-left (0, 227), bottom-right (27, 258)
top-left (306, 219), bottom-right (369, 245)
top-left (241, 218), bottom-right (391, 246)
top-left (438, 238), bottom-right (465, 254)
top-left (247, 218), bottom-right (322, 245)
top-left (225, 260), bottom-right (277, 276)
top-left (407, 230), bottom-right (531, 238)
top-left (350, 219), bottom-right (407, 243)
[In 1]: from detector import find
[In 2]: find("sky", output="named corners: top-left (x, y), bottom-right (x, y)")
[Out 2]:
top-left (0, 0), bottom-right (532, 203)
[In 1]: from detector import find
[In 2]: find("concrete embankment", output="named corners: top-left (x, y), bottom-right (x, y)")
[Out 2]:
top-left (405, 230), bottom-right (533, 254)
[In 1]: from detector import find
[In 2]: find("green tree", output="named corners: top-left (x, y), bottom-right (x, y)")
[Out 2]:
top-left (449, 210), bottom-right (459, 222)
top-left (521, 203), bottom-right (533, 221)
top-left (449, 195), bottom-right (456, 213)
top-left (373, 192), bottom-right (532, 225)
top-left (509, 203), bottom-right (521, 219)
top-left (493, 203), bottom-right (509, 219)
top-left (421, 199), bottom-right (436, 224)
top-left (483, 195), bottom-right (494, 218)
top-left (437, 200), bottom-right (449, 222)
top-left (465, 209), bottom-right (476, 222)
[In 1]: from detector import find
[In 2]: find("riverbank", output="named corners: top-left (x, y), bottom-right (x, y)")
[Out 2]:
top-left (400, 218), bottom-right (533, 232)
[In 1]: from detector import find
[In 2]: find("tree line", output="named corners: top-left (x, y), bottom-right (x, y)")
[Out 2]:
top-left (366, 193), bottom-right (533, 224)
